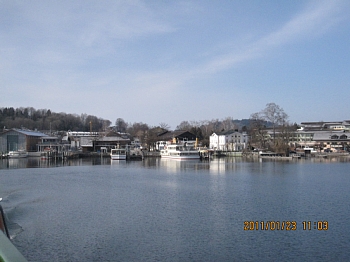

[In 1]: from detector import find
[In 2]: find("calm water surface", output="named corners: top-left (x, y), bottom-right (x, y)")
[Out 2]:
top-left (0, 157), bottom-right (350, 261)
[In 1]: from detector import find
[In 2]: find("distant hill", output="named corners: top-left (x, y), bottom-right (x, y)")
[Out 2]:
top-left (0, 106), bottom-right (111, 132)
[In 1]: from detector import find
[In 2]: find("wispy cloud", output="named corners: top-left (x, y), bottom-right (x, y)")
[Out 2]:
top-left (78, 1), bottom-right (175, 47)
top-left (0, 1), bottom-right (175, 63)
top-left (258, 0), bottom-right (344, 47)
top-left (190, 0), bottom-right (346, 76)
top-left (98, 0), bottom-right (346, 105)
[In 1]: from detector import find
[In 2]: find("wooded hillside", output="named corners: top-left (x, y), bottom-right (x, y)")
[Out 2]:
top-left (0, 107), bottom-right (111, 132)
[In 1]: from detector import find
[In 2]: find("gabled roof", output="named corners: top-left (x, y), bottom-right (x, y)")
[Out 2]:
top-left (313, 131), bottom-right (350, 141)
top-left (2, 128), bottom-right (48, 137)
top-left (157, 130), bottom-right (196, 140)
top-left (212, 130), bottom-right (242, 136)
top-left (105, 131), bottom-right (129, 138)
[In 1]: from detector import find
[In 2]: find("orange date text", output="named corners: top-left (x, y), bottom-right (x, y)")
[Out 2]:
top-left (244, 221), bottom-right (297, 231)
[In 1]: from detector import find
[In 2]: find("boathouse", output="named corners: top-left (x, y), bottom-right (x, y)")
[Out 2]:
top-left (37, 136), bottom-right (71, 154)
top-left (0, 128), bottom-right (48, 155)
top-left (92, 136), bottom-right (130, 152)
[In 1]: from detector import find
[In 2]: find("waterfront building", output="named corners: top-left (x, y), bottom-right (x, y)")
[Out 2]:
top-left (37, 136), bottom-right (71, 154)
top-left (155, 130), bottom-right (197, 151)
top-left (209, 130), bottom-right (249, 151)
top-left (312, 131), bottom-right (350, 152)
top-left (92, 136), bottom-right (130, 153)
top-left (299, 120), bottom-right (350, 131)
top-left (283, 129), bottom-right (314, 147)
top-left (64, 130), bottom-right (130, 153)
top-left (290, 121), bottom-right (350, 151)
top-left (275, 120), bottom-right (350, 152)
top-left (0, 128), bottom-right (48, 155)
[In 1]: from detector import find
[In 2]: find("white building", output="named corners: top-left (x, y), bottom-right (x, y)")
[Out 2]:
top-left (210, 130), bottom-right (249, 151)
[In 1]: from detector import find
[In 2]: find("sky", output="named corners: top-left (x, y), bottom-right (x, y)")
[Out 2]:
top-left (1, 0), bottom-right (349, 129)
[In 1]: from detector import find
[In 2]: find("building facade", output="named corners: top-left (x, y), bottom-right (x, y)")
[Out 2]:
top-left (288, 121), bottom-right (350, 152)
top-left (0, 129), bottom-right (48, 154)
top-left (210, 130), bottom-right (249, 151)
top-left (155, 130), bottom-right (197, 151)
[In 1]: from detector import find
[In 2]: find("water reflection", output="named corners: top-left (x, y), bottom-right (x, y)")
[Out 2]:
top-left (0, 156), bottom-right (112, 169)
top-left (157, 158), bottom-right (208, 172)
top-left (1, 155), bottom-right (350, 171)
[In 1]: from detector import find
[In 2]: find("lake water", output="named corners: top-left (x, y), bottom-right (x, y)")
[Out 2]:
top-left (1, 157), bottom-right (350, 261)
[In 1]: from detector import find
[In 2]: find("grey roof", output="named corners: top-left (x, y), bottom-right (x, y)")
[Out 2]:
top-left (11, 128), bottom-right (48, 137)
top-left (97, 136), bottom-right (130, 142)
top-left (313, 131), bottom-right (350, 141)
top-left (214, 130), bottom-right (243, 136)
top-left (301, 121), bottom-right (342, 125)
top-left (157, 130), bottom-right (196, 140)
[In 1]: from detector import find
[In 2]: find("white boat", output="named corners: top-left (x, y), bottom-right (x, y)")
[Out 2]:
top-left (110, 147), bottom-right (126, 160)
top-left (7, 150), bottom-right (28, 158)
top-left (160, 144), bottom-right (200, 160)
top-left (303, 146), bottom-right (317, 153)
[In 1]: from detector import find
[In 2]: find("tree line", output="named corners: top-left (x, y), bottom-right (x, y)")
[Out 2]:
top-left (0, 107), bottom-right (111, 133)
top-left (113, 117), bottom-right (253, 147)
top-left (1, 103), bottom-right (297, 151)
top-left (113, 103), bottom-right (296, 150)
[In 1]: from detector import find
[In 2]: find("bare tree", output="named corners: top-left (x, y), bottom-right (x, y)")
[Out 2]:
top-left (274, 123), bottom-right (296, 154)
top-left (115, 118), bottom-right (128, 133)
top-left (249, 112), bottom-right (267, 150)
top-left (209, 119), bottom-right (223, 133)
top-left (262, 103), bottom-right (288, 146)
top-left (176, 121), bottom-right (192, 131)
top-left (159, 122), bottom-right (170, 131)
top-left (222, 117), bottom-right (235, 131)
top-left (127, 122), bottom-right (150, 146)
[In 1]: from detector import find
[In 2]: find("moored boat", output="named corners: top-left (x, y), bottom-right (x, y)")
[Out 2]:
top-left (160, 144), bottom-right (200, 160)
top-left (7, 150), bottom-right (28, 158)
top-left (110, 147), bottom-right (127, 160)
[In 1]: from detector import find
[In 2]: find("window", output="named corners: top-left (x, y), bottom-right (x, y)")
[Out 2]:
top-left (7, 135), bottom-right (19, 151)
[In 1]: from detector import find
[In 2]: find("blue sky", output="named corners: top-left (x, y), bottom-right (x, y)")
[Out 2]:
top-left (1, 0), bottom-right (349, 129)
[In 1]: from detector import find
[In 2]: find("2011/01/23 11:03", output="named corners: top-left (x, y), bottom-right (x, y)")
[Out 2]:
top-left (303, 221), bottom-right (328, 230)
top-left (243, 221), bottom-right (328, 231)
